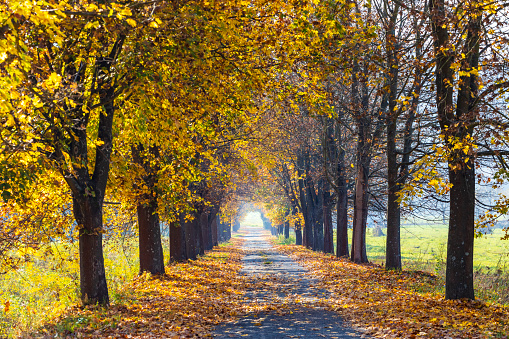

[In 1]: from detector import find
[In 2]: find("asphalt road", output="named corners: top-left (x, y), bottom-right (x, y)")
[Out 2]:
top-left (213, 227), bottom-right (370, 338)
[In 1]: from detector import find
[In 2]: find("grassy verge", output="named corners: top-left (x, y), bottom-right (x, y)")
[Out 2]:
top-left (0, 236), bottom-right (246, 338)
top-left (33, 237), bottom-right (246, 338)
top-left (362, 224), bottom-right (509, 305)
top-left (274, 234), bottom-right (296, 245)
top-left (275, 244), bottom-right (509, 339)
top-left (362, 225), bottom-right (509, 270)
top-left (273, 225), bottom-right (509, 306)
top-left (0, 238), bottom-right (139, 338)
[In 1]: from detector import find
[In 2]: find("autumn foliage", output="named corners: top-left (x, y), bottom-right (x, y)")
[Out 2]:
top-left (276, 244), bottom-right (509, 338)
top-left (38, 238), bottom-right (246, 338)
top-left (3, 0), bottom-right (509, 336)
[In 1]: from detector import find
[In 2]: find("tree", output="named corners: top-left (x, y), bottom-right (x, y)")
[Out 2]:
top-left (0, 2), bottom-right (148, 304)
top-left (132, 144), bottom-right (165, 275)
top-left (430, 0), bottom-right (480, 299)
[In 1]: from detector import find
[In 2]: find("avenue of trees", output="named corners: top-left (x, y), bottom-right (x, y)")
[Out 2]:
top-left (1, 0), bottom-right (509, 305)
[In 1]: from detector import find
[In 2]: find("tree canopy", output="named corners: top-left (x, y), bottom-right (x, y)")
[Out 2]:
top-left (2, 0), bottom-right (509, 308)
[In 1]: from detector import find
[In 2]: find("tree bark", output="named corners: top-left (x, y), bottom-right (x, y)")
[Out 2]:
top-left (74, 197), bottom-right (109, 305)
top-left (446, 163), bottom-right (475, 299)
top-left (385, 4), bottom-right (401, 270)
top-left (323, 186), bottom-right (334, 254)
top-left (295, 222), bottom-right (302, 245)
top-left (351, 161), bottom-right (369, 263)
top-left (195, 212), bottom-right (204, 256)
top-left (170, 220), bottom-right (186, 262)
top-left (297, 152), bottom-right (312, 248)
top-left (312, 179), bottom-right (324, 252)
top-left (284, 217), bottom-right (290, 239)
top-left (351, 61), bottom-right (370, 264)
top-left (132, 143), bottom-right (165, 275)
top-left (201, 210), bottom-right (212, 250)
top-left (218, 215), bottom-right (231, 242)
top-left (137, 201), bottom-right (165, 275)
top-left (225, 216), bottom-right (232, 241)
top-left (336, 120), bottom-right (349, 258)
top-left (183, 214), bottom-right (197, 260)
top-left (211, 213), bottom-right (219, 246)
top-left (71, 91), bottom-right (114, 305)
top-left (217, 219), bottom-right (224, 242)
top-left (205, 206), bottom-right (219, 250)
top-left (232, 219), bottom-right (240, 233)
top-left (261, 213), bottom-right (271, 230)
top-left (62, 36), bottom-right (126, 306)
top-left (431, 0), bottom-right (479, 300)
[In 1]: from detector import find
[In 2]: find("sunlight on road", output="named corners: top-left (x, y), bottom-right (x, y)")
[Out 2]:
top-left (241, 211), bottom-right (263, 227)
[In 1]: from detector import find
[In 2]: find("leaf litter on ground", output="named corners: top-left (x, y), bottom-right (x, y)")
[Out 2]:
top-left (274, 243), bottom-right (509, 339)
top-left (31, 233), bottom-right (509, 339)
top-left (35, 238), bottom-right (248, 338)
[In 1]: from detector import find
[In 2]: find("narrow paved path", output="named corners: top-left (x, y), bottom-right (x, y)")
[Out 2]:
top-left (214, 227), bottom-right (369, 338)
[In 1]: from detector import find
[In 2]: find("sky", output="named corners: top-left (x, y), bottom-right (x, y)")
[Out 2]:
top-left (241, 211), bottom-right (263, 227)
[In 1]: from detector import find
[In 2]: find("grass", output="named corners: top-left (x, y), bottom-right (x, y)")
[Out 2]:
top-left (362, 223), bottom-right (509, 270)
top-left (276, 243), bottom-right (509, 338)
top-left (360, 223), bottom-right (509, 305)
top-left (0, 233), bottom-right (246, 338)
top-left (0, 237), bottom-right (140, 338)
top-left (274, 234), bottom-right (296, 245)
top-left (38, 237), bottom-right (246, 338)
top-left (270, 222), bottom-right (509, 305)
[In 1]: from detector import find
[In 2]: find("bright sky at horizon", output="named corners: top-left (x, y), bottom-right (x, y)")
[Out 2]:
top-left (241, 211), bottom-right (263, 227)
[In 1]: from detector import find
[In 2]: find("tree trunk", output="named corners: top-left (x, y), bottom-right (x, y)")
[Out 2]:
top-left (291, 205), bottom-right (303, 245)
top-left (170, 220), bottom-right (186, 262)
top-left (209, 213), bottom-right (216, 245)
top-left (431, 0), bottom-right (479, 299)
top-left (323, 179), bottom-right (333, 254)
top-left (58, 36), bottom-right (126, 306)
top-left (217, 215), bottom-right (226, 243)
top-left (351, 160), bottom-right (369, 263)
top-left (351, 59), bottom-right (370, 264)
top-left (336, 120), bottom-right (349, 258)
top-left (295, 221), bottom-right (303, 245)
top-left (446, 163), bottom-right (475, 299)
top-left (226, 224), bottom-right (232, 241)
top-left (304, 154), bottom-right (316, 250)
top-left (201, 211), bottom-right (212, 250)
top-left (385, 7), bottom-right (401, 270)
top-left (232, 219), bottom-right (240, 232)
top-left (211, 214), bottom-right (218, 246)
top-left (385, 172), bottom-right (401, 270)
top-left (74, 197), bottom-right (109, 305)
top-left (385, 170), bottom-right (401, 270)
top-left (323, 199), bottom-right (333, 254)
top-left (312, 179), bottom-right (324, 252)
top-left (132, 143), bottom-right (165, 275)
top-left (183, 215), bottom-right (197, 260)
top-left (284, 219), bottom-right (290, 239)
top-left (138, 201), bottom-right (165, 275)
top-left (297, 152), bottom-right (312, 248)
top-left (195, 212), bottom-right (204, 256)
top-left (219, 217), bottom-right (229, 242)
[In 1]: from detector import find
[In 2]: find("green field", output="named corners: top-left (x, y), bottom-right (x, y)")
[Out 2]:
top-left (362, 224), bottom-right (509, 271)
top-left (360, 224), bottom-right (509, 304)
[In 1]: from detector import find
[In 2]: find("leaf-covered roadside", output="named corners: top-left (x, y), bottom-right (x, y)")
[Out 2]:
top-left (275, 244), bottom-right (509, 339)
top-left (35, 239), bottom-right (246, 338)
